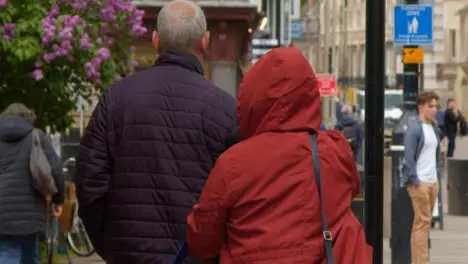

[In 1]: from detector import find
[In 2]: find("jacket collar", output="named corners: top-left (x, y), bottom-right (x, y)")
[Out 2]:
top-left (416, 118), bottom-right (440, 141)
top-left (153, 49), bottom-right (204, 76)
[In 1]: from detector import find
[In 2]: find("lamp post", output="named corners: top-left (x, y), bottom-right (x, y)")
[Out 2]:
top-left (364, 0), bottom-right (385, 263)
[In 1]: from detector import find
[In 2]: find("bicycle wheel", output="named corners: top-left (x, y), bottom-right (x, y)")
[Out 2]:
top-left (66, 217), bottom-right (95, 257)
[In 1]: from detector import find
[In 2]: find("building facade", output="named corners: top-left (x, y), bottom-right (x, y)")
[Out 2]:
top-left (295, 0), bottom-right (447, 101)
top-left (438, 0), bottom-right (468, 113)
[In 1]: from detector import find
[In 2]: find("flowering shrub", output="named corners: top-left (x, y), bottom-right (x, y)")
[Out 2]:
top-left (0, 0), bottom-right (147, 131)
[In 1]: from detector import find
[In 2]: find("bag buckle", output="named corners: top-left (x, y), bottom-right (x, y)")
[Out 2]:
top-left (323, 231), bottom-right (332, 241)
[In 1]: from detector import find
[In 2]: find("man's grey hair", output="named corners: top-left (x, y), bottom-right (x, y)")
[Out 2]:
top-left (157, 0), bottom-right (207, 51)
top-left (341, 104), bottom-right (353, 115)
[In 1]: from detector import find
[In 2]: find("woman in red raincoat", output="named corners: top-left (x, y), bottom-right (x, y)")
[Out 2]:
top-left (186, 47), bottom-right (372, 264)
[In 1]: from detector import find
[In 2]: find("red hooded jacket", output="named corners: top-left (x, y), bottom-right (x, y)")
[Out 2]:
top-left (187, 48), bottom-right (372, 264)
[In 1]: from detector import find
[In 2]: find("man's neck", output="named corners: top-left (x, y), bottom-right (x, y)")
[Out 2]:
top-left (419, 115), bottom-right (431, 124)
top-left (187, 49), bottom-right (203, 64)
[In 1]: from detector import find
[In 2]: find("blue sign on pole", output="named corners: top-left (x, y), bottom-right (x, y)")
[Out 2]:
top-left (393, 5), bottom-right (433, 45)
top-left (291, 20), bottom-right (303, 41)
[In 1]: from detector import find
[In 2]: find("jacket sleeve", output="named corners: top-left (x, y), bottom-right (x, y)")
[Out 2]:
top-left (187, 156), bottom-right (231, 262)
top-left (403, 124), bottom-right (420, 185)
top-left (39, 131), bottom-right (65, 205)
top-left (76, 92), bottom-right (112, 259)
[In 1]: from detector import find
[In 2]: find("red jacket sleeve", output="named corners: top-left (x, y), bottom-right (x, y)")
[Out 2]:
top-left (187, 156), bottom-right (231, 262)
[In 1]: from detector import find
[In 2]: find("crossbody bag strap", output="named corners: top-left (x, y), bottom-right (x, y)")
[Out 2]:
top-left (172, 242), bottom-right (187, 264)
top-left (309, 133), bottom-right (334, 263)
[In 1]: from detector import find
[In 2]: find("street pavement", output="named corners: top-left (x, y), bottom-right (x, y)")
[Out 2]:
top-left (61, 137), bottom-right (468, 264)
top-left (383, 215), bottom-right (468, 263)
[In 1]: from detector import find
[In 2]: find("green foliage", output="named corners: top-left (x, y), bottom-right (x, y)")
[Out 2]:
top-left (0, 0), bottom-right (145, 132)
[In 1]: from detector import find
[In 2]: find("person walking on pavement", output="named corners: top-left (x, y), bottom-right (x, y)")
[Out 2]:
top-left (186, 48), bottom-right (372, 264)
top-left (403, 91), bottom-right (440, 264)
top-left (435, 104), bottom-right (445, 139)
top-left (444, 98), bottom-right (463, 157)
top-left (75, 1), bottom-right (240, 263)
top-left (334, 104), bottom-right (363, 161)
top-left (0, 103), bottom-right (65, 264)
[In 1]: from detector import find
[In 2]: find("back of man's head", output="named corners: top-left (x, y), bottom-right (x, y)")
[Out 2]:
top-left (447, 98), bottom-right (456, 109)
top-left (153, 0), bottom-right (208, 54)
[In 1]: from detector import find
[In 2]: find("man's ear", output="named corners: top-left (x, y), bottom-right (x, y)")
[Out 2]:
top-left (199, 31), bottom-right (210, 51)
top-left (152, 31), bottom-right (161, 53)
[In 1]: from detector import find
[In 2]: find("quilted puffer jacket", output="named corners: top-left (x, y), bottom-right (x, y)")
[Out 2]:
top-left (76, 49), bottom-right (240, 264)
top-left (0, 115), bottom-right (64, 235)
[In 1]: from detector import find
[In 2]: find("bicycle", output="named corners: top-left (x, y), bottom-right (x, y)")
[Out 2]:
top-left (44, 201), bottom-right (72, 264)
top-left (64, 206), bottom-right (95, 257)
top-left (61, 157), bottom-right (96, 257)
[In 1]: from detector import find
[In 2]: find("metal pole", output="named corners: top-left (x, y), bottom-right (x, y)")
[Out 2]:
top-left (330, 0), bottom-right (337, 73)
top-left (323, 0), bottom-right (331, 126)
top-left (419, 63), bottom-right (424, 91)
top-left (364, 0), bottom-right (385, 263)
top-left (327, 0), bottom-right (336, 126)
top-left (274, 0), bottom-right (280, 41)
top-left (323, 0), bottom-right (330, 73)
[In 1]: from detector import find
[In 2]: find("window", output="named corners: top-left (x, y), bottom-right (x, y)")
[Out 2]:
top-left (360, 1), bottom-right (366, 29)
top-left (352, 48), bottom-right (357, 77)
top-left (449, 29), bottom-right (456, 58)
top-left (385, 94), bottom-right (403, 110)
top-left (352, 2), bottom-right (358, 29)
top-left (291, 0), bottom-right (301, 20)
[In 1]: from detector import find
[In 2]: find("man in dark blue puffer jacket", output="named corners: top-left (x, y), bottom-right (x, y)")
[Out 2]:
top-left (75, 1), bottom-right (240, 263)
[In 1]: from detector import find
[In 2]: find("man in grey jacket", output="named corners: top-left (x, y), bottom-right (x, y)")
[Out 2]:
top-left (403, 91), bottom-right (440, 264)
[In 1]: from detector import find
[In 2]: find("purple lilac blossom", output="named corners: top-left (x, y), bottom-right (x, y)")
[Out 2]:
top-left (31, 70), bottom-right (44, 81)
top-left (0, 0), bottom-right (7, 8)
top-left (3, 23), bottom-right (16, 40)
top-left (80, 34), bottom-right (92, 49)
top-left (97, 47), bottom-right (111, 60)
top-left (34, 59), bottom-right (42, 68)
top-left (37, 0), bottom-right (148, 83)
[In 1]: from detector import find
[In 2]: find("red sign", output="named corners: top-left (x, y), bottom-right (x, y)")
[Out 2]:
top-left (316, 74), bottom-right (337, 96)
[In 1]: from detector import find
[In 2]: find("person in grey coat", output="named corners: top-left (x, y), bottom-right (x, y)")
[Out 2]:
top-left (0, 103), bottom-right (65, 264)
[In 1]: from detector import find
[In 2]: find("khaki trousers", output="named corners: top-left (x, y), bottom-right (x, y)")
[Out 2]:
top-left (407, 182), bottom-right (439, 264)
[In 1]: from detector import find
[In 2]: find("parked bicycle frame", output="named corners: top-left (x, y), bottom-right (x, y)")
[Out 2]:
top-left (61, 157), bottom-right (96, 257)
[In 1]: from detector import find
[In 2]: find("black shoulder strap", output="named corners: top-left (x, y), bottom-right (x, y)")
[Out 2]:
top-left (309, 133), bottom-right (334, 263)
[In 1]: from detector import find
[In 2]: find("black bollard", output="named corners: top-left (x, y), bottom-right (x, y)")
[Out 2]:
top-left (364, 0), bottom-right (385, 263)
top-left (390, 105), bottom-right (418, 264)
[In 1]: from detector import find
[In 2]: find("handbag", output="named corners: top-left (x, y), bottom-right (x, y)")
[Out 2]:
top-left (172, 133), bottom-right (334, 264)
top-left (30, 129), bottom-right (58, 197)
